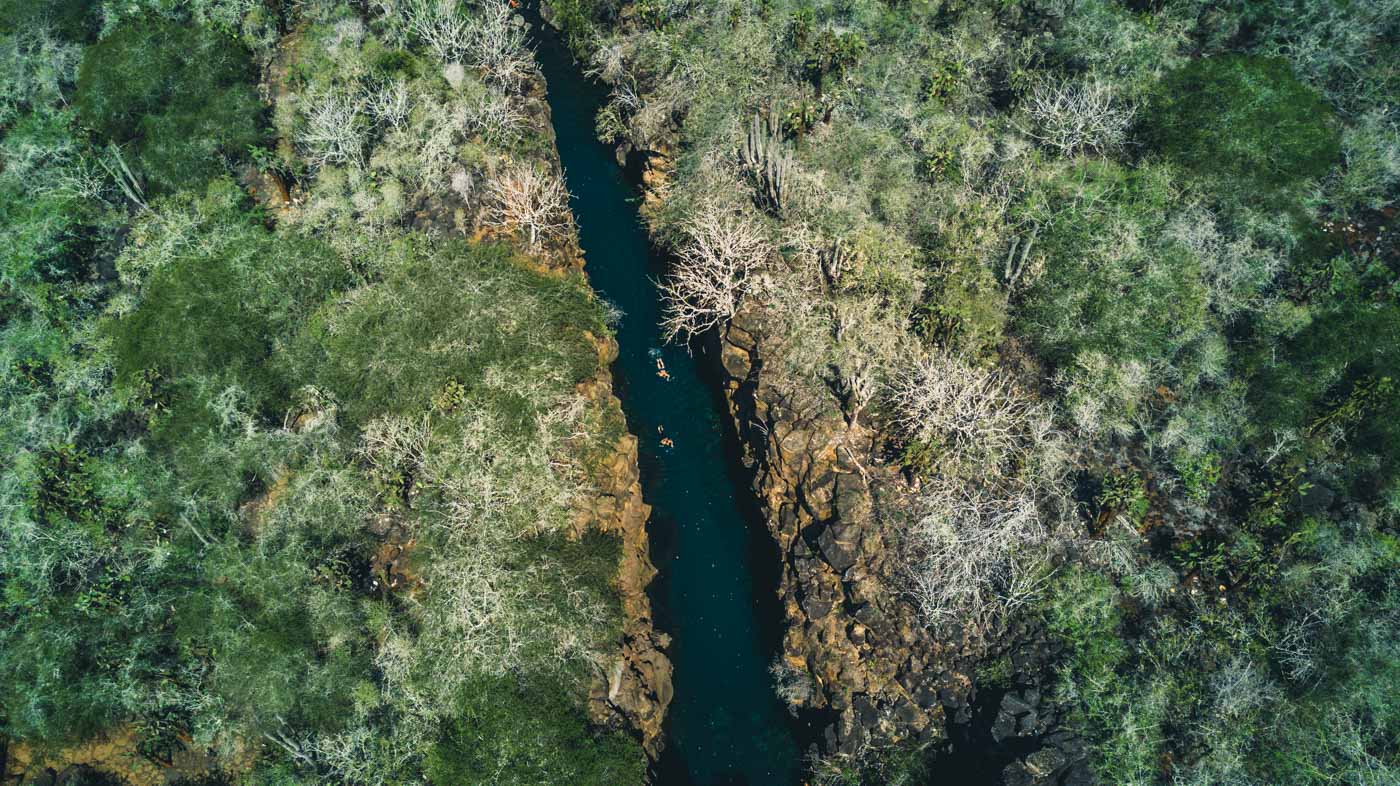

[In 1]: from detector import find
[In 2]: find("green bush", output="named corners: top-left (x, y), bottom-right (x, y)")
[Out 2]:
top-left (291, 239), bottom-right (607, 433)
top-left (0, 0), bottom-right (98, 42)
top-left (1015, 159), bottom-right (1209, 366)
top-left (519, 530), bottom-right (626, 636)
top-left (74, 17), bottom-right (263, 195)
top-left (185, 541), bottom-right (373, 738)
top-left (1246, 302), bottom-right (1400, 476)
top-left (919, 257), bottom-right (1007, 358)
top-left (0, 109), bottom-right (113, 320)
top-left (107, 180), bottom-right (350, 433)
top-left (1, 6), bottom-right (645, 782)
top-left (427, 673), bottom-right (645, 786)
top-left (1143, 55), bottom-right (1341, 198)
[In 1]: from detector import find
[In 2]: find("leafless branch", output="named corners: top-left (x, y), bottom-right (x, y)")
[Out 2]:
top-left (659, 206), bottom-right (773, 342)
top-left (1022, 78), bottom-right (1135, 155)
top-left (485, 164), bottom-right (571, 251)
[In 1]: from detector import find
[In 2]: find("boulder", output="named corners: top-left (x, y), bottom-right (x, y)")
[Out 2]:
top-left (817, 521), bottom-right (860, 571)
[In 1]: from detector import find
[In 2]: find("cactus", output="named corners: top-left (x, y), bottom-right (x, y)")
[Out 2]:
top-left (740, 112), bottom-right (791, 217)
top-left (819, 237), bottom-right (857, 288)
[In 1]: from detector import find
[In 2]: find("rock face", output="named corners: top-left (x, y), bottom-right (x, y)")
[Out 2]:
top-left (3, 725), bottom-right (248, 786)
top-left (527, 52), bottom-right (674, 761)
top-left (717, 307), bottom-right (1097, 781)
top-left (550, 11), bottom-right (1086, 770)
top-left (716, 307), bottom-right (961, 755)
top-left (572, 338), bottom-right (673, 757)
top-left (1002, 732), bottom-right (1094, 786)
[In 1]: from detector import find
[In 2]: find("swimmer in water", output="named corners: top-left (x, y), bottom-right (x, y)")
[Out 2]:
top-left (655, 356), bottom-right (671, 380)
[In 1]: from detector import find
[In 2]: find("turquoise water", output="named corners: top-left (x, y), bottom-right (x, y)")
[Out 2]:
top-left (531, 19), bottom-right (803, 786)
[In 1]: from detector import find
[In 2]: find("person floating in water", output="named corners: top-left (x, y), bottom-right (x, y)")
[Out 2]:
top-left (655, 356), bottom-right (671, 380)
top-left (658, 424), bottom-right (674, 448)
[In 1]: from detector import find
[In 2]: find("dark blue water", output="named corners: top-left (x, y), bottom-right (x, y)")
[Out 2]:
top-left (530, 19), bottom-right (803, 786)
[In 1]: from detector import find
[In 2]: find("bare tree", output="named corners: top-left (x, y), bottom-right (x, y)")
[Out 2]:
top-left (887, 353), bottom-right (1042, 479)
top-left (1166, 207), bottom-right (1281, 318)
top-left (466, 0), bottom-right (533, 90)
top-left (659, 206), bottom-right (773, 342)
top-left (463, 82), bottom-right (528, 144)
top-left (391, 0), bottom-right (531, 89)
top-left (299, 88), bottom-right (368, 169)
top-left (829, 293), bottom-right (907, 430)
top-left (398, 0), bottom-right (473, 64)
top-left (904, 474), bottom-right (1050, 628)
top-left (888, 354), bottom-right (1070, 627)
top-left (486, 164), bottom-right (570, 251)
top-left (769, 657), bottom-right (816, 711)
top-left (1022, 78), bottom-right (1135, 155)
top-left (362, 77), bottom-right (412, 130)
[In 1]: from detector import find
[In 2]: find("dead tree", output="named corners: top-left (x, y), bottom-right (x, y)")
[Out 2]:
top-left (486, 165), bottom-right (570, 251)
top-left (887, 354), bottom-right (1070, 627)
top-left (659, 207), bottom-right (772, 342)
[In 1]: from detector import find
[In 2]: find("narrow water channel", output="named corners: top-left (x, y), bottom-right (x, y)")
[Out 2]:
top-left (530, 18), bottom-right (803, 786)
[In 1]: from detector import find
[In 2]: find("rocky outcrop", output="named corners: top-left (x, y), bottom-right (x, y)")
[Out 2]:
top-left (522, 39), bottom-right (675, 761)
top-left (717, 307), bottom-right (959, 756)
top-left (981, 626), bottom-right (1094, 785)
top-left (572, 336), bottom-right (673, 758)
top-left (2, 725), bottom-right (249, 786)
top-left (717, 307), bottom-right (1095, 782)
top-left (541, 5), bottom-right (1083, 773)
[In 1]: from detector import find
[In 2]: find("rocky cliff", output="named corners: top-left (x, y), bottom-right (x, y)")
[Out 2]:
top-left (718, 306), bottom-right (1091, 783)
top-left (530, 64), bottom-right (674, 760)
top-left (572, 338), bottom-right (673, 758)
top-left (718, 306), bottom-right (954, 755)
top-left (538, 3), bottom-right (1076, 776)
top-left (508, 47), bottom-right (676, 758)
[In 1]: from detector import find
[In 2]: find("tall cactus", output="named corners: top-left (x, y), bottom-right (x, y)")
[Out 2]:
top-left (819, 237), bottom-right (858, 288)
top-left (740, 112), bottom-right (791, 217)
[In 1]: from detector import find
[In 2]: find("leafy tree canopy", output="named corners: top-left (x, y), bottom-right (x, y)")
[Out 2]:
top-left (1143, 54), bottom-right (1340, 197)
top-left (75, 17), bottom-right (262, 195)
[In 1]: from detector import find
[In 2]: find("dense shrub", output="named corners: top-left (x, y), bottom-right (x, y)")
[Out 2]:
top-left (1015, 159), bottom-right (1209, 366)
top-left (553, 1), bottom-right (1400, 783)
top-left (1247, 302), bottom-right (1400, 473)
top-left (292, 238), bottom-right (606, 432)
top-left (0, 0), bottom-right (98, 42)
top-left (426, 674), bottom-right (645, 786)
top-left (1143, 54), bottom-right (1340, 198)
top-left (0, 110), bottom-right (111, 320)
top-left (74, 18), bottom-right (262, 195)
top-left (3, 5), bottom-right (645, 783)
top-left (107, 180), bottom-right (350, 435)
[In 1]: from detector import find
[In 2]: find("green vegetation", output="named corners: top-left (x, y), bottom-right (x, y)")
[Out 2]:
top-left (427, 673), bottom-right (644, 786)
top-left (1, 3), bottom-right (645, 784)
top-left (552, 0), bottom-right (1399, 782)
top-left (1144, 55), bottom-right (1340, 198)
top-left (108, 182), bottom-right (351, 438)
top-left (292, 237), bottom-right (605, 430)
top-left (75, 18), bottom-right (263, 195)
top-left (5, 0), bottom-right (1396, 782)
top-left (1015, 159), bottom-right (1207, 366)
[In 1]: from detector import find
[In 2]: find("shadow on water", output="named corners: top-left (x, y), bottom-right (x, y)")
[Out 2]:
top-left (525, 9), bottom-right (804, 786)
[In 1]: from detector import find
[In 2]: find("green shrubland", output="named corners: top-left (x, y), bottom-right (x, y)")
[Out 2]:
top-left (75, 18), bottom-right (263, 195)
top-left (553, 0), bottom-right (1399, 781)
top-left (1144, 55), bottom-right (1340, 200)
top-left (1, 3), bottom-right (645, 784)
